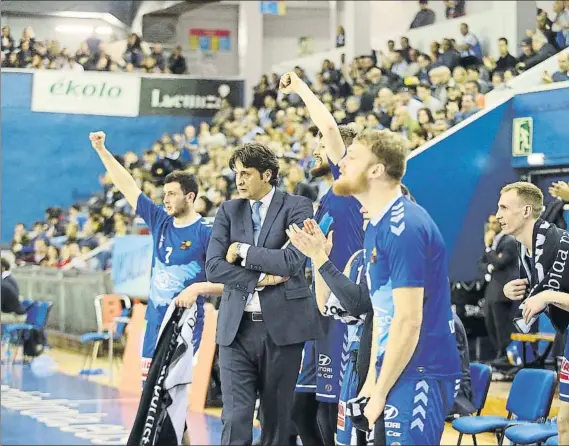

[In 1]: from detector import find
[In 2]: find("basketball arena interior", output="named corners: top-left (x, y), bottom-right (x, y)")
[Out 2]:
top-left (1, 0), bottom-right (569, 445)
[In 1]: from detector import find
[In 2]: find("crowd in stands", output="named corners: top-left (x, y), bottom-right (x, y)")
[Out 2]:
top-left (1, 27), bottom-right (188, 74)
top-left (6, 1), bottom-right (569, 269)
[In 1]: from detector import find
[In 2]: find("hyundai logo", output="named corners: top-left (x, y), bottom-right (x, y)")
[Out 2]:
top-left (318, 354), bottom-right (332, 366)
top-left (384, 405), bottom-right (399, 420)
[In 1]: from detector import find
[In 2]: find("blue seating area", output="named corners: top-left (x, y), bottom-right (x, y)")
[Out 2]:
top-left (452, 368), bottom-right (557, 445)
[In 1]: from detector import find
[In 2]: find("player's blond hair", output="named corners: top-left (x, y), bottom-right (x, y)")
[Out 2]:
top-left (355, 129), bottom-right (410, 182)
top-left (500, 182), bottom-right (544, 219)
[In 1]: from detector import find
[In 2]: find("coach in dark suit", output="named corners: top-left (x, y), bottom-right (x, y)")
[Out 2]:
top-left (206, 143), bottom-right (323, 446)
top-left (478, 215), bottom-right (519, 359)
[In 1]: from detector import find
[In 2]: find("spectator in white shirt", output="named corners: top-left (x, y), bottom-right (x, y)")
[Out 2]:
top-left (416, 82), bottom-right (443, 113)
top-left (458, 23), bottom-right (482, 64)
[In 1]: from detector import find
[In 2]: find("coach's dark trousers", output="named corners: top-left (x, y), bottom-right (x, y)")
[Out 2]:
top-left (219, 316), bottom-right (303, 445)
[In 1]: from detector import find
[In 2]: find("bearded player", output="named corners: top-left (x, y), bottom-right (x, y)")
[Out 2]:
top-left (280, 73), bottom-right (364, 445)
top-left (287, 127), bottom-right (461, 445)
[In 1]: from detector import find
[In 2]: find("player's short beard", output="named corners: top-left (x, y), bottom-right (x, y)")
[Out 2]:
top-left (332, 171), bottom-right (369, 197)
top-left (311, 164), bottom-right (332, 178)
top-left (170, 202), bottom-right (190, 218)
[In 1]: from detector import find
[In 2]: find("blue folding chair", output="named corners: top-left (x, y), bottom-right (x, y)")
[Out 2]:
top-left (2, 300), bottom-right (53, 363)
top-left (452, 369), bottom-right (557, 445)
top-left (504, 421), bottom-right (557, 445)
top-left (453, 363), bottom-right (492, 445)
top-left (546, 435), bottom-right (559, 445)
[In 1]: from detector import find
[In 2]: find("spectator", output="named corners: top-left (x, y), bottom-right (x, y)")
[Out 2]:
top-left (168, 46), bottom-right (187, 74)
top-left (415, 53), bottom-right (433, 82)
top-left (416, 82), bottom-right (443, 113)
top-left (410, 0), bottom-right (436, 29)
top-left (465, 80), bottom-right (485, 108)
top-left (151, 42), bottom-right (167, 71)
top-left (75, 41), bottom-right (91, 66)
top-left (445, 0), bottom-right (466, 19)
top-left (1, 258), bottom-right (28, 321)
top-left (400, 36), bottom-right (413, 63)
top-left (458, 23), bottom-right (483, 65)
top-left (518, 34), bottom-right (558, 71)
top-left (518, 37), bottom-right (535, 64)
top-left (391, 105), bottom-right (420, 140)
top-left (454, 94), bottom-right (480, 123)
top-left (552, 0), bottom-right (569, 47)
top-left (429, 40), bottom-right (441, 65)
top-left (430, 66), bottom-right (451, 105)
top-left (1, 26), bottom-right (14, 54)
top-left (532, 11), bottom-right (560, 49)
top-left (336, 25), bottom-right (345, 48)
top-left (123, 33), bottom-right (144, 68)
top-left (438, 38), bottom-right (461, 71)
top-left (417, 107), bottom-right (435, 136)
top-left (483, 37), bottom-right (518, 75)
top-left (491, 71), bottom-right (509, 91)
top-left (17, 40), bottom-right (33, 67)
top-left (2, 51), bottom-right (18, 68)
top-left (542, 50), bottom-right (569, 83)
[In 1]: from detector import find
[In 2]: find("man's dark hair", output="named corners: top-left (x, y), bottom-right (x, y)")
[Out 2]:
top-left (317, 125), bottom-right (357, 147)
top-left (229, 142), bottom-right (279, 186)
top-left (164, 171), bottom-right (199, 199)
top-left (1, 257), bottom-right (11, 272)
top-left (499, 37), bottom-right (508, 45)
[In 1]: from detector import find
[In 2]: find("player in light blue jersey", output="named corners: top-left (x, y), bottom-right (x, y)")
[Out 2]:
top-left (280, 72), bottom-right (364, 446)
top-left (89, 132), bottom-right (224, 399)
top-left (288, 128), bottom-right (461, 445)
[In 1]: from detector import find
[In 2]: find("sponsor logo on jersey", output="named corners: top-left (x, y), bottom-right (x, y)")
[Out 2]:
top-left (180, 240), bottom-right (192, 250)
top-left (319, 354), bottom-right (332, 366)
top-left (384, 405), bottom-right (399, 420)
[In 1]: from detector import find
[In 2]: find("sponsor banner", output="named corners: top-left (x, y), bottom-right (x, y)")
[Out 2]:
top-left (31, 71), bottom-right (141, 117)
top-left (139, 77), bottom-right (244, 117)
top-left (111, 235), bottom-right (153, 298)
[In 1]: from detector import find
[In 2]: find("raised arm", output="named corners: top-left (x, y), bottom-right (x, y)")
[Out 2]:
top-left (279, 72), bottom-right (346, 165)
top-left (205, 203), bottom-right (262, 294)
top-left (89, 132), bottom-right (141, 210)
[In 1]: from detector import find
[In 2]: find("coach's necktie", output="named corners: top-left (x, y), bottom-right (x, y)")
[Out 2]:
top-left (252, 201), bottom-right (262, 246)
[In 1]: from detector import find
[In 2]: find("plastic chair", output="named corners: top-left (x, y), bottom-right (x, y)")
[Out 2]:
top-left (2, 300), bottom-right (53, 364)
top-left (79, 294), bottom-right (131, 379)
top-left (452, 368), bottom-right (557, 445)
top-left (504, 421), bottom-right (557, 445)
top-left (454, 363), bottom-right (492, 445)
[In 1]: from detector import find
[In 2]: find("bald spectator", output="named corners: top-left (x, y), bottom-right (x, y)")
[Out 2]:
top-left (430, 66), bottom-right (451, 105)
top-left (454, 94), bottom-right (481, 123)
top-left (410, 0), bottom-right (436, 29)
top-left (416, 82), bottom-right (443, 113)
top-left (542, 51), bottom-right (569, 83)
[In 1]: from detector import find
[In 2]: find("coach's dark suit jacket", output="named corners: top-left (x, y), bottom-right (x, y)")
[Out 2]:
top-left (206, 188), bottom-right (324, 346)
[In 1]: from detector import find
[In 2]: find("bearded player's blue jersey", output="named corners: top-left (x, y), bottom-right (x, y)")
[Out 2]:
top-left (136, 193), bottom-right (211, 344)
top-left (314, 157), bottom-right (364, 402)
top-left (364, 191), bottom-right (460, 380)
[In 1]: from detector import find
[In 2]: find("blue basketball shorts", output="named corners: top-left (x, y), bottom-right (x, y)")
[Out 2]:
top-left (337, 353), bottom-right (360, 445)
top-left (378, 376), bottom-right (457, 445)
top-left (559, 336), bottom-right (569, 402)
top-left (296, 340), bottom-right (317, 393)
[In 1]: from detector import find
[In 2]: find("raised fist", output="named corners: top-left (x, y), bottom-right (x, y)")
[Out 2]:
top-left (89, 131), bottom-right (106, 151)
top-left (279, 72), bottom-right (301, 94)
